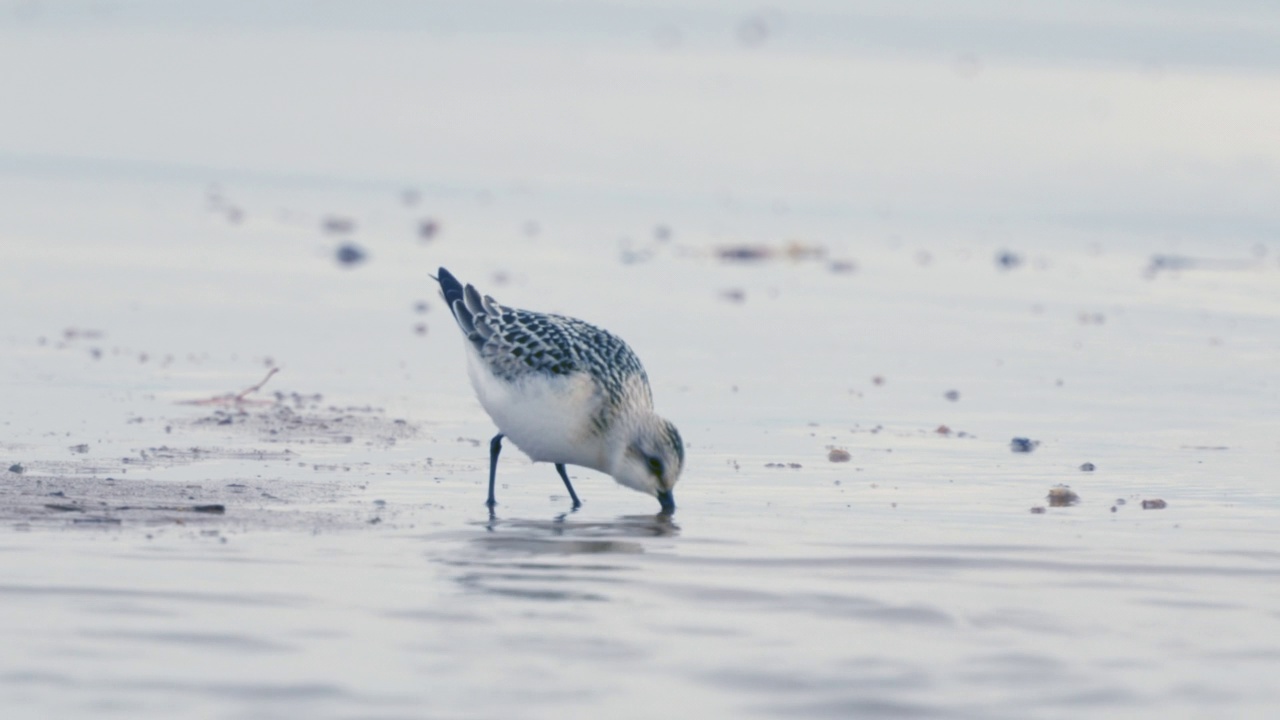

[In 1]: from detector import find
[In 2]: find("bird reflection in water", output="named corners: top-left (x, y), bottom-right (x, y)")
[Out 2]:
top-left (450, 512), bottom-right (679, 601)
top-left (474, 511), bottom-right (679, 555)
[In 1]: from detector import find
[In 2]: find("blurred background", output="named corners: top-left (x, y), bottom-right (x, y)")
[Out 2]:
top-left (3, 0), bottom-right (1278, 244)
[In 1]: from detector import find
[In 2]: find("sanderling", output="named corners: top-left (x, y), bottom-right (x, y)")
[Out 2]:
top-left (436, 267), bottom-right (683, 513)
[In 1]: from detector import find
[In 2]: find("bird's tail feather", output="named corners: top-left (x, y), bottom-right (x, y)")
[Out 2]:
top-left (437, 267), bottom-right (485, 344)
top-left (437, 267), bottom-right (465, 319)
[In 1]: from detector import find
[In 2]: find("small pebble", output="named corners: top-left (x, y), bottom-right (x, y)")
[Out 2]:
top-left (323, 216), bottom-right (356, 234)
top-left (827, 449), bottom-right (851, 463)
top-left (717, 245), bottom-right (772, 262)
top-left (336, 243), bottom-right (367, 266)
top-left (1029, 506), bottom-right (1046, 514)
top-left (944, 390), bottom-right (960, 402)
top-left (1080, 462), bottom-right (1096, 471)
top-left (996, 250), bottom-right (1023, 269)
top-left (1010, 437), bottom-right (1040, 453)
top-left (1141, 499), bottom-right (1168, 510)
top-left (1047, 485), bottom-right (1080, 507)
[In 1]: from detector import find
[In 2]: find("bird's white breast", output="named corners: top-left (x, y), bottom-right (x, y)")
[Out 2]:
top-left (465, 346), bottom-right (608, 471)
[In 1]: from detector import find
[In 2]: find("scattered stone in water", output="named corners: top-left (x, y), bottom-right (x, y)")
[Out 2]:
top-left (1010, 437), bottom-right (1039, 453)
top-left (872, 376), bottom-right (885, 386)
top-left (336, 243), bottom-right (367, 267)
top-left (1030, 506), bottom-right (1046, 514)
top-left (1080, 462), bottom-right (1096, 471)
top-left (828, 449), bottom-right (852, 463)
top-left (8, 463), bottom-right (24, 474)
top-left (413, 323), bottom-right (428, 336)
top-left (1047, 485), bottom-right (1080, 507)
top-left (63, 328), bottom-right (105, 341)
top-left (1141, 499), bottom-right (1167, 510)
top-left (192, 504), bottom-right (226, 514)
top-left (720, 288), bottom-right (746, 304)
top-left (69, 443), bottom-right (90, 454)
top-left (1115, 498), bottom-right (1126, 505)
top-left (418, 218), bottom-right (439, 241)
top-left (828, 259), bottom-right (857, 274)
top-left (996, 250), bottom-right (1023, 270)
top-left (935, 425), bottom-right (951, 435)
top-left (785, 241), bottom-right (826, 261)
top-left (413, 300), bottom-right (430, 314)
top-left (717, 245), bottom-right (772, 262)
top-left (944, 390), bottom-right (960, 402)
top-left (1145, 254), bottom-right (1255, 278)
top-left (323, 216), bottom-right (356, 234)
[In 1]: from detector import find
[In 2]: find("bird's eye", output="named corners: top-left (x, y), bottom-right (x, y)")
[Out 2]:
top-left (647, 457), bottom-right (664, 477)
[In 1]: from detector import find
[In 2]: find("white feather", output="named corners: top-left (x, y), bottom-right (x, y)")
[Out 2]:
top-left (465, 344), bottom-right (608, 471)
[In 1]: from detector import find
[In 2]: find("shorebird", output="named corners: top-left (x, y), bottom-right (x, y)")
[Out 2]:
top-left (436, 267), bottom-right (683, 513)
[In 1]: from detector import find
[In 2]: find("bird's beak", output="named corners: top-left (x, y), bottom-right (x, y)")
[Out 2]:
top-left (657, 490), bottom-right (676, 514)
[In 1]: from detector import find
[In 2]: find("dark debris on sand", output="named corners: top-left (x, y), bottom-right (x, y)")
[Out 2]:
top-left (336, 243), bottom-right (367, 267)
top-left (1047, 485), bottom-right (1080, 507)
top-left (1010, 437), bottom-right (1040, 453)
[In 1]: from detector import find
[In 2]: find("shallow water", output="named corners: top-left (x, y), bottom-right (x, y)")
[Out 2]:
top-left (4, 3), bottom-right (1280, 719)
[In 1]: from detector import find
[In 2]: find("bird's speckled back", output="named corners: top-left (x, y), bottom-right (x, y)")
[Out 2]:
top-left (437, 268), bottom-right (654, 421)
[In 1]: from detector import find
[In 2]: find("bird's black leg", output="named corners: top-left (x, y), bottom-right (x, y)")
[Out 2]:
top-left (555, 464), bottom-right (582, 509)
top-left (487, 433), bottom-right (503, 508)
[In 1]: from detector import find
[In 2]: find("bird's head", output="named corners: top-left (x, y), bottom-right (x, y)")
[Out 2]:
top-left (611, 415), bottom-right (683, 513)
